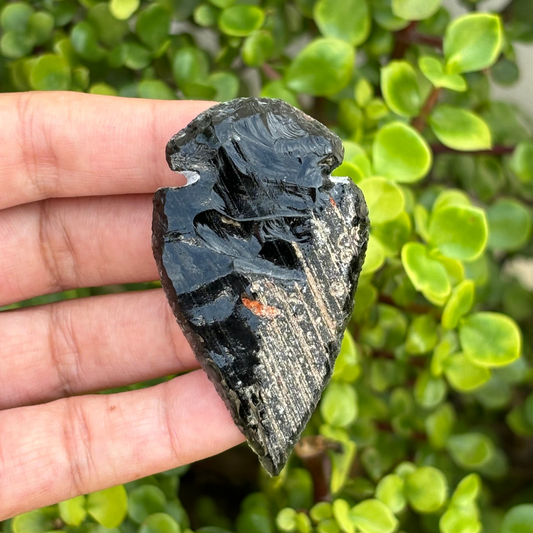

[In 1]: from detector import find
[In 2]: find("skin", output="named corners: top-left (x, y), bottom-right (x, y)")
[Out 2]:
top-left (0, 91), bottom-right (244, 519)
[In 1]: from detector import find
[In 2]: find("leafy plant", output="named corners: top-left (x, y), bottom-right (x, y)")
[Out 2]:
top-left (1, 0), bottom-right (533, 532)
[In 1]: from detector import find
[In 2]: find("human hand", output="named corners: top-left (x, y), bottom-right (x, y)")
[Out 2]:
top-left (0, 92), bottom-right (244, 519)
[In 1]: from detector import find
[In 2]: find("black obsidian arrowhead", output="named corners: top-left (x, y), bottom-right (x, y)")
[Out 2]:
top-left (152, 97), bottom-right (369, 475)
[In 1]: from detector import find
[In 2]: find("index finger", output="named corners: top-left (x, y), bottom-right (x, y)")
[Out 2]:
top-left (0, 92), bottom-right (212, 210)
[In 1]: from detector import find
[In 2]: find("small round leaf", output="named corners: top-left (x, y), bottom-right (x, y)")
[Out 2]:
top-left (510, 142), bottom-right (533, 183)
top-left (459, 312), bottom-right (521, 368)
top-left (320, 381), bottom-right (357, 427)
top-left (375, 474), bottom-right (406, 513)
top-left (29, 54), bottom-right (71, 91)
top-left (444, 13), bottom-right (503, 74)
top-left (419, 56), bottom-right (466, 91)
top-left (444, 353), bottom-right (491, 392)
top-left (442, 280), bottom-right (475, 330)
top-left (110, 0), bottom-right (140, 20)
top-left (501, 505), bottom-right (533, 533)
top-left (373, 122), bottom-right (432, 183)
top-left (286, 38), bottom-right (355, 96)
top-left (313, 0), bottom-right (371, 46)
top-left (59, 495), bottom-right (87, 526)
top-left (219, 6), bottom-right (265, 37)
top-left (139, 513), bottom-right (181, 533)
top-left (381, 60), bottom-right (421, 117)
top-left (392, 0), bottom-right (441, 21)
top-left (429, 105), bottom-right (491, 151)
top-left (428, 204), bottom-right (488, 261)
top-left (447, 433), bottom-right (495, 469)
top-left (487, 198), bottom-right (532, 252)
top-left (87, 485), bottom-right (128, 528)
top-left (349, 499), bottom-right (398, 533)
top-left (359, 177), bottom-right (405, 224)
top-left (405, 466), bottom-right (448, 513)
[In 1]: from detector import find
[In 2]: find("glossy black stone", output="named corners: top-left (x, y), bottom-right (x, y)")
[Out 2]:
top-left (152, 97), bottom-right (369, 475)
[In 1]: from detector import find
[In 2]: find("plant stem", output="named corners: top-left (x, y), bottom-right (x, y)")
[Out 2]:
top-left (430, 144), bottom-right (516, 155)
top-left (261, 64), bottom-right (281, 81)
top-left (412, 87), bottom-right (442, 132)
top-left (392, 21), bottom-right (443, 59)
top-left (295, 436), bottom-right (339, 502)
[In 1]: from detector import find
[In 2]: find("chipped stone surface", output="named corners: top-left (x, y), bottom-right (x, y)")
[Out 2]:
top-left (152, 97), bottom-right (369, 475)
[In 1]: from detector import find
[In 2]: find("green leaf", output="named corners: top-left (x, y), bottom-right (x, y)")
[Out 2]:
top-left (373, 122), bottom-right (432, 183)
top-left (1, 2), bottom-right (33, 32)
top-left (139, 513), bottom-right (181, 533)
top-left (29, 54), bottom-right (71, 91)
top-left (110, 0), bottom-right (140, 20)
top-left (510, 142), bottom-right (533, 183)
top-left (172, 46), bottom-right (209, 86)
top-left (381, 60), bottom-right (421, 117)
top-left (208, 0), bottom-right (235, 8)
top-left (242, 30), bottom-right (274, 67)
top-left (59, 495), bottom-right (87, 526)
top-left (136, 5), bottom-right (171, 50)
top-left (276, 508), bottom-right (297, 532)
top-left (219, 6), bottom-right (265, 37)
top-left (487, 198), bottom-right (532, 252)
top-left (355, 78), bottom-right (374, 107)
top-left (401, 242), bottom-right (451, 306)
top-left (349, 499), bottom-right (398, 533)
top-left (406, 315), bottom-right (438, 355)
top-left (88, 3), bottom-right (129, 47)
top-left (87, 485), bottom-right (128, 528)
top-left (444, 353), bottom-right (491, 392)
top-left (28, 12), bottom-right (54, 45)
top-left (405, 466), bottom-right (448, 513)
top-left (459, 312), bottom-right (522, 368)
top-left (444, 13), bottom-right (503, 74)
top-left (442, 280), bottom-right (475, 330)
top-left (433, 189), bottom-right (471, 212)
top-left (359, 178), bottom-right (405, 224)
top-left (344, 142), bottom-right (372, 178)
top-left (124, 42), bottom-right (151, 70)
top-left (208, 71), bottom-right (239, 102)
top-left (392, 0), bottom-right (441, 21)
top-left (286, 38), bottom-right (354, 96)
top-left (311, 502), bottom-right (333, 522)
top-left (12, 509), bottom-right (56, 533)
top-left (321, 382), bottom-right (358, 427)
top-left (317, 518), bottom-right (340, 533)
top-left (447, 433), bottom-right (495, 469)
top-left (372, 0), bottom-right (409, 31)
top-left (332, 330), bottom-right (360, 382)
top-left (428, 204), bottom-right (488, 261)
top-left (361, 235), bottom-right (385, 275)
top-left (332, 499), bottom-right (355, 533)
top-left (0, 31), bottom-right (34, 59)
top-left (129, 485), bottom-right (167, 523)
top-left (451, 473), bottom-right (481, 506)
top-left (194, 4), bottom-right (219, 27)
top-left (414, 371), bottom-right (446, 408)
top-left (429, 105), bottom-right (491, 151)
top-left (419, 56), bottom-right (466, 91)
top-left (260, 80), bottom-right (299, 108)
top-left (501, 505), bottom-right (533, 533)
top-left (71, 21), bottom-right (106, 62)
top-left (440, 505), bottom-right (481, 533)
top-left (138, 79), bottom-right (176, 100)
top-left (313, 0), bottom-right (370, 46)
top-left (375, 474), bottom-right (406, 513)
top-left (425, 403), bottom-right (455, 449)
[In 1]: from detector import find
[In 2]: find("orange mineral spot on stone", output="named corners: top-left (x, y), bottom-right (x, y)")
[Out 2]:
top-left (241, 295), bottom-right (281, 318)
top-left (330, 196), bottom-right (337, 207)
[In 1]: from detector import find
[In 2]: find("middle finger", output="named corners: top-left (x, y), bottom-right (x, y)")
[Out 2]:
top-left (0, 194), bottom-right (159, 307)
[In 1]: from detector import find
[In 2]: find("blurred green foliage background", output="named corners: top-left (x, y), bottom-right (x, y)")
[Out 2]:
top-left (1, 0), bottom-right (533, 532)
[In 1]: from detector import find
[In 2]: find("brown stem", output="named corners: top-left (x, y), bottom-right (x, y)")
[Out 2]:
top-left (412, 87), bottom-right (442, 132)
top-left (295, 436), bottom-right (340, 503)
top-left (378, 294), bottom-right (435, 315)
top-left (392, 21), bottom-right (418, 59)
top-left (261, 63), bottom-right (281, 81)
top-left (409, 32), bottom-right (443, 49)
top-left (430, 144), bottom-right (516, 156)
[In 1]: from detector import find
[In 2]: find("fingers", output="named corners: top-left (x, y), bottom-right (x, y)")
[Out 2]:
top-left (0, 370), bottom-right (245, 519)
top-left (0, 194), bottom-right (157, 306)
top-left (0, 92), bottom-right (212, 211)
top-left (0, 289), bottom-right (197, 410)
